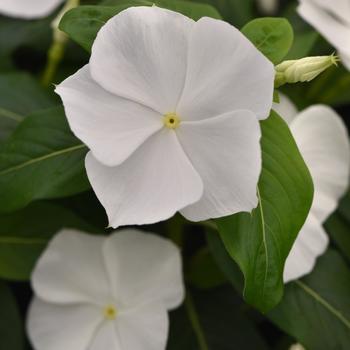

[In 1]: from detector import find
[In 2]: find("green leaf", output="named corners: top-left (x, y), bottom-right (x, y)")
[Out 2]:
top-left (216, 111), bottom-right (314, 312)
top-left (189, 0), bottom-right (253, 27)
top-left (60, 1), bottom-right (221, 52)
top-left (0, 73), bottom-right (56, 143)
top-left (0, 107), bottom-right (89, 213)
top-left (241, 17), bottom-right (294, 64)
top-left (0, 201), bottom-right (98, 281)
top-left (209, 229), bottom-right (350, 349)
top-left (269, 250), bottom-right (350, 349)
top-left (167, 287), bottom-right (269, 350)
top-left (0, 281), bottom-right (24, 350)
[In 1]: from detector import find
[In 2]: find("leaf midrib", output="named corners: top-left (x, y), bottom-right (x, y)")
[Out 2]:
top-left (0, 107), bottom-right (24, 122)
top-left (0, 144), bottom-right (86, 176)
top-left (296, 280), bottom-right (350, 330)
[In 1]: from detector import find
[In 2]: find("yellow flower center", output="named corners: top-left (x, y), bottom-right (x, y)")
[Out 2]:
top-left (103, 305), bottom-right (117, 320)
top-left (163, 113), bottom-right (181, 129)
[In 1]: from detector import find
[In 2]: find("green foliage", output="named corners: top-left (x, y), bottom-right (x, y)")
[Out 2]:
top-left (0, 107), bottom-right (89, 213)
top-left (269, 250), bottom-right (350, 349)
top-left (0, 73), bottom-right (56, 143)
top-left (0, 281), bottom-right (24, 350)
top-left (242, 17), bottom-right (294, 64)
top-left (0, 202), bottom-right (98, 280)
top-left (216, 111), bottom-right (314, 312)
top-left (209, 230), bottom-right (350, 349)
top-left (168, 287), bottom-right (269, 350)
top-left (60, 1), bottom-right (221, 52)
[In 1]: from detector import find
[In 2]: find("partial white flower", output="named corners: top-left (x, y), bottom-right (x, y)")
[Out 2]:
top-left (56, 6), bottom-right (275, 228)
top-left (274, 95), bottom-right (350, 282)
top-left (27, 229), bottom-right (184, 350)
top-left (0, 0), bottom-right (64, 19)
top-left (257, 0), bottom-right (278, 15)
top-left (298, 0), bottom-right (350, 70)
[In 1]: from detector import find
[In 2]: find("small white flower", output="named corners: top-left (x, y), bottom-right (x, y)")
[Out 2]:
top-left (0, 0), bottom-right (64, 19)
top-left (27, 229), bottom-right (184, 350)
top-left (56, 6), bottom-right (275, 228)
top-left (298, 0), bottom-right (350, 70)
top-left (274, 95), bottom-right (350, 282)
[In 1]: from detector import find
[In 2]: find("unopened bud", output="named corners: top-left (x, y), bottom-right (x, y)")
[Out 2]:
top-left (275, 54), bottom-right (339, 87)
top-left (51, 0), bottom-right (80, 44)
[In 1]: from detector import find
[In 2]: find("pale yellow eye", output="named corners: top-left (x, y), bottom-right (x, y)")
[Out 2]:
top-left (103, 305), bottom-right (117, 320)
top-left (163, 113), bottom-right (181, 129)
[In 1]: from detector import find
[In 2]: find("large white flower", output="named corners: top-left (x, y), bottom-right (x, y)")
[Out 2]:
top-left (274, 95), bottom-right (350, 282)
top-left (298, 0), bottom-right (350, 69)
top-left (27, 229), bottom-right (184, 350)
top-left (56, 6), bottom-right (275, 228)
top-left (0, 0), bottom-right (64, 19)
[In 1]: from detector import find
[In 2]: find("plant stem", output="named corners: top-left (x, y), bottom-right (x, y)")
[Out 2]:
top-left (185, 291), bottom-right (209, 350)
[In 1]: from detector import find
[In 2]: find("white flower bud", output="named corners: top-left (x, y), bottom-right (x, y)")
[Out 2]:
top-left (289, 343), bottom-right (306, 350)
top-left (275, 54), bottom-right (339, 87)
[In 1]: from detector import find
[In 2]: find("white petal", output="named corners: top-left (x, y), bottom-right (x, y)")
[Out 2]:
top-left (176, 17), bottom-right (274, 121)
top-left (103, 230), bottom-right (184, 309)
top-left (0, 0), bottom-right (63, 18)
top-left (27, 297), bottom-right (102, 350)
top-left (177, 111), bottom-right (262, 221)
top-left (90, 6), bottom-right (194, 113)
top-left (340, 51), bottom-right (350, 70)
top-left (290, 105), bottom-right (350, 223)
top-left (298, 2), bottom-right (350, 58)
top-left (300, 0), bottom-right (350, 26)
top-left (283, 214), bottom-right (328, 282)
top-left (32, 230), bottom-right (111, 305)
top-left (56, 65), bottom-right (162, 167)
top-left (85, 130), bottom-right (203, 228)
top-left (88, 321), bottom-right (122, 350)
top-left (272, 93), bottom-right (298, 125)
top-left (116, 303), bottom-right (169, 350)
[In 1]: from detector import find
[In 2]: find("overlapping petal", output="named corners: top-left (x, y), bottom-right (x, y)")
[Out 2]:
top-left (273, 93), bottom-right (298, 125)
top-left (176, 17), bottom-right (274, 121)
top-left (298, 1), bottom-right (350, 62)
top-left (56, 66), bottom-right (163, 167)
top-left (116, 303), bottom-right (169, 350)
top-left (103, 230), bottom-right (184, 309)
top-left (32, 230), bottom-right (111, 305)
top-left (88, 322), bottom-right (122, 350)
top-left (284, 214), bottom-right (329, 282)
top-left (291, 105), bottom-right (350, 223)
top-left (28, 297), bottom-right (102, 350)
top-left (0, 0), bottom-right (64, 18)
top-left (177, 111), bottom-right (261, 221)
top-left (85, 130), bottom-right (203, 228)
top-left (90, 6), bottom-right (194, 113)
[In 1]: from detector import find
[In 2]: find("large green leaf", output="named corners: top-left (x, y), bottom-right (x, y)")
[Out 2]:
top-left (0, 281), bottom-right (24, 350)
top-left (242, 17), bottom-right (294, 64)
top-left (209, 231), bottom-right (350, 349)
top-left (189, 0), bottom-right (254, 27)
top-left (0, 202), bottom-right (98, 281)
top-left (216, 111), bottom-right (314, 312)
top-left (0, 107), bottom-right (89, 213)
top-left (0, 73), bottom-right (56, 143)
top-left (167, 287), bottom-right (269, 350)
top-left (269, 250), bottom-right (350, 349)
top-left (60, 1), bottom-right (221, 52)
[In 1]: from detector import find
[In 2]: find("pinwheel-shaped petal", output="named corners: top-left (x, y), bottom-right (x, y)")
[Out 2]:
top-left (28, 229), bottom-right (184, 350)
top-left (0, 0), bottom-right (64, 19)
top-left (274, 96), bottom-right (350, 282)
top-left (56, 6), bottom-right (275, 227)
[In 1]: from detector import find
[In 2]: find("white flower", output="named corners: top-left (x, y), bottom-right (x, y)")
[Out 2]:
top-left (274, 95), bottom-right (350, 282)
top-left (0, 0), bottom-right (64, 19)
top-left (27, 229), bottom-right (184, 350)
top-left (56, 6), bottom-right (275, 228)
top-left (298, 0), bottom-right (350, 70)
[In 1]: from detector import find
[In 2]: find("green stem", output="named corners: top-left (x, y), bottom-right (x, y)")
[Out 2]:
top-left (185, 292), bottom-right (209, 350)
top-left (41, 37), bottom-right (67, 87)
